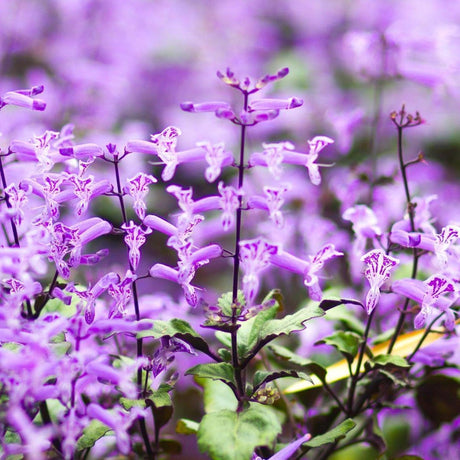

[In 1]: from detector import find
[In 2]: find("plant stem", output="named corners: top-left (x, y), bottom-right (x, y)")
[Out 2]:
top-left (387, 120), bottom-right (419, 354)
top-left (347, 308), bottom-right (375, 416)
top-left (231, 91), bottom-right (249, 408)
top-left (111, 154), bottom-right (154, 458)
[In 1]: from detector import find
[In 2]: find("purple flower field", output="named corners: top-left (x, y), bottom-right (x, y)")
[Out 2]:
top-left (0, 1), bottom-right (459, 459)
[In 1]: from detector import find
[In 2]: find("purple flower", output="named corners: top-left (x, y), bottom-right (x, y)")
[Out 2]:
top-left (343, 205), bottom-right (382, 255)
top-left (434, 225), bottom-right (459, 267)
top-left (392, 276), bottom-right (457, 330)
top-left (249, 136), bottom-right (334, 184)
top-left (149, 263), bottom-right (199, 307)
top-left (239, 238), bottom-right (278, 305)
top-left (248, 97), bottom-right (303, 111)
top-left (216, 182), bottom-right (243, 231)
top-left (108, 270), bottom-right (137, 318)
top-left (247, 185), bottom-right (290, 227)
top-left (124, 172), bottom-right (157, 220)
top-left (270, 244), bottom-right (343, 301)
top-left (361, 249), bottom-right (399, 314)
top-left (0, 85), bottom-right (46, 111)
top-left (196, 141), bottom-right (233, 183)
top-left (2, 183), bottom-right (29, 227)
top-left (121, 221), bottom-right (152, 271)
top-left (59, 143), bottom-right (104, 160)
top-left (65, 173), bottom-right (112, 216)
top-left (86, 403), bottom-right (146, 455)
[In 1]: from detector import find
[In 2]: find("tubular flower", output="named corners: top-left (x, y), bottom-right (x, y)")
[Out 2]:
top-left (393, 276), bottom-right (458, 330)
top-left (124, 172), bottom-right (157, 220)
top-left (249, 136), bottom-right (334, 183)
top-left (0, 85), bottom-right (46, 111)
top-left (361, 249), bottom-right (399, 314)
top-left (121, 221), bottom-right (152, 271)
top-left (270, 244), bottom-right (343, 301)
top-left (239, 238), bottom-right (278, 305)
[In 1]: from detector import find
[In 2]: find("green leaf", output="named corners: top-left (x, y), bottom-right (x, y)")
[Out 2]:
top-left (197, 405), bottom-right (282, 460)
top-left (198, 378), bottom-right (238, 413)
top-left (372, 354), bottom-right (411, 368)
top-left (176, 418), bottom-right (200, 435)
top-left (317, 331), bottom-right (361, 363)
top-left (218, 290), bottom-right (246, 317)
top-left (253, 370), bottom-right (312, 392)
top-left (158, 438), bottom-right (182, 454)
top-left (137, 318), bottom-right (214, 358)
top-left (76, 419), bottom-right (112, 450)
top-left (416, 374), bottom-right (460, 427)
top-left (305, 419), bottom-right (356, 448)
top-left (243, 304), bottom-right (324, 363)
top-left (146, 398), bottom-right (174, 430)
top-left (324, 303), bottom-right (365, 335)
top-left (186, 363), bottom-right (236, 388)
top-left (318, 297), bottom-right (363, 311)
top-left (119, 397), bottom-right (146, 411)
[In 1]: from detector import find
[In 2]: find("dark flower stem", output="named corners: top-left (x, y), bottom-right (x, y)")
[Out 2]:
top-left (347, 308), bottom-right (375, 416)
top-left (0, 153), bottom-right (33, 317)
top-left (231, 91), bottom-right (249, 409)
top-left (407, 311), bottom-right (445, 362)
top-left (110, 153), bottom-right (154, 458)
top-left (388, 110), bottom-right (420, 354)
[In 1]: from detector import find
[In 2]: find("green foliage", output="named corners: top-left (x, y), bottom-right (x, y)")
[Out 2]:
top-left (252, 370), bottom-right (311, 392)
top-left (76, 419), bottom-right (112, 450)
top-left (137, 318), bottom-right (215, 358)
top-left (317, 331), bottom-right (361, 363)
top-left (241, 303), bottom-right (325, 365)
top-left (186, 363), bottom-right (236, 389)
top-left (197, 405), bottom-right (281, 460)
top-left (176, 418), bottom-right (199, 435)
top-left (305, 419), bottom-right (356, 448)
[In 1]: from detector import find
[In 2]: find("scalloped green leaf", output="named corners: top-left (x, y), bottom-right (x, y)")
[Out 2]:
top-left (76, 419), bottom-right (112, 450)
top-left (186, 363), bottom-right (236, 388)
top-left (197, 406), bottom-right (281, 460)
top-left (304, 419), bottom-right (356, 448)
top-left (253, 370), bottom-right (312, 392)
top-left (176, 418), bottom-right (199, 435)
top-left (372, 354), bottom-right (411, 368)
top-left (137, 318), bottom-right (214, 358)
top-left (317, 331), bottom-right (361, 363)
top-left (243, 304), bottom-right (324, 363)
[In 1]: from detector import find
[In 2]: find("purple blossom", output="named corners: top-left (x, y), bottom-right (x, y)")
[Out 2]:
top-left (108, 270), bottom-right (137, 318)
top-left (247, 185), bottom-right (290, 227)
top-left (434, 224), bottom-right (459, 267)
top-left (249, 136), bottom-right (334, 184)
top-left (217, 182), bottom-right (243, 231)
top-left (343, 204), bottom-right (382, 255)
top-left (2, 183), bottom-right (29, 227)
top-left (0, 85), bottom-right (46, 112)
top-left (149, 263), bottom-right (199, 307)
top-left (124, 172), bottom-right (157, 220)
top-left (65, 173), bottom-right (112, 216)
top-left (239, 238), bottom-right (279, 304)
top-left (196, 141), bottom-right (233, 183)
top-left (270, 244), bottom-right (343, 301)
top-left (361, 249), bottom-right (399, 314)
top-left (393, 276), bottom-right (458, 330)
top-left (121, 221), bottom-right (152, 271)
top-left (86, 403), bottom-right (147, 455)
top-left (59, 143), bottom-right (104, 160)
